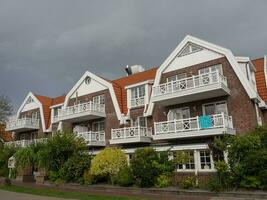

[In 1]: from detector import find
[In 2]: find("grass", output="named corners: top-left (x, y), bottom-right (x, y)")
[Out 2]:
top-left (0, 185), bottom-right (146, 200)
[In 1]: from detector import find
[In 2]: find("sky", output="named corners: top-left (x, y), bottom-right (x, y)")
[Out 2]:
top-left (0, 0), bottom-right (267, 110)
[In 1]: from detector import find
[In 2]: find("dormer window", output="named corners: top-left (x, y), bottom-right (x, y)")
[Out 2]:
top-left (130, 85), bottom-right (145, 108)
top-left (26, 97), bottom-right (34, 104)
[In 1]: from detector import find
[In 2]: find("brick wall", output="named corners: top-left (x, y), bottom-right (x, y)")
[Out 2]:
top-left (152, 57), bottom-right (258, 135)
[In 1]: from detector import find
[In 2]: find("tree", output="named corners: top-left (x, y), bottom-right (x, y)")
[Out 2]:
top-left (90, 147), bottom-right (127, 184)
top-left (0, 95), bottom-right (13, 124)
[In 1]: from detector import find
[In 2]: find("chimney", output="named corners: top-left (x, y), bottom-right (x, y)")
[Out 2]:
top-left (125, 65), bottom-right (145, 76)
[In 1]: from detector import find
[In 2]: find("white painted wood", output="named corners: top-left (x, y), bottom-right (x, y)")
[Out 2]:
top-left (164, 48), bottom-right (223, 73)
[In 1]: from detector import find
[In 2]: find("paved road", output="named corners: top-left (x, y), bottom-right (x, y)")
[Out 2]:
top-left (0, 189), bottom-right (77, 200)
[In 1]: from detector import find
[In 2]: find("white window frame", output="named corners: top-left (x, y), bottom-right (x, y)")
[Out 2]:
top-left (198, 150), bottom-right (215, 171)
top-left (174, 150), bottom-right (196, 172)
top-left (202, 101), bottom-right (228, 116)
top-left (92, 121), bottom-right (105, 132)
top-left (198, 64), bottom-right (223, 75)
top-left (167, 107), bottom-right (190, 121)
top-left (131, 116), bottom-right (147, 127)
top-left (167, 73), bottom-right (187, 83)
top-left (93, 95), bottom-right (105, 105)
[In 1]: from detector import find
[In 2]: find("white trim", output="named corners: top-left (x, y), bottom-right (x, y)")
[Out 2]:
top-left (125, 80), bottom-right (154, 89)
top-left (16, 92), bottom-right (47, 132)
top-left (145, 35), bottom-right (258, 116)
top-left (202, 100), bottom-right (228, 115)
top-left (265, 55), bottom-right (267, 88)
top-left (63, 71), bottom-right (124, 124)
top-left (50, 103), bottom-right (63, 109)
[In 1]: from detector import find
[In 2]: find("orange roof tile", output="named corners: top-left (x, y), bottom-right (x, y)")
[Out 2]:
top-left (253, 58), bottom-right (267, 102)
top-left (34, 94), bottom-right (65, 130)
top-left (112, 67), bottom-right (158, 114)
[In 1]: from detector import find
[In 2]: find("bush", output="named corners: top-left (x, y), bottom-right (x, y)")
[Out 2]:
top-left (115, 166), bottom-right (134, 187)
top-left (46, 131), bottom-right (87, 172)
top-left (180, 176), bottom-right (197, 189)
top-left (0, 145), bottom-right (16, 177)
top-left (59, 153), bottom-right (91, 183)
top-left (215, 160), bottom-right (232, 187)
top-left (83, 169), bottom-right (95, 185)
top-left (90, 147), bottom-right (127, 184)
top-left (240, 176), bottom-right (261, 189)
top-left (130, 148), bottom-right (159, 187)
top-left (15, 147), bottom-right (34, 169)
top-left (48, 171), bottom-right (61, 182)
top-left (155, 174), bottom-right (170, 188)
top-left (207, 176), bottom-right (223, 192)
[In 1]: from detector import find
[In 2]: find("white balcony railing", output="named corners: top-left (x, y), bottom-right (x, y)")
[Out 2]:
top-left (153, 71), bottom-right (227, 97)
top-left (76, 131), bottom-right (105, 145)
top-left (111, 126), bottom-right (152, 140)
top-left (154, 113), bottom-right (233, 136)
top-left (5, 118), bottom-right (39, 130)
top-left (5, 138), bottom-right (48, 148)
top-left (54, 101), bottom-right (105, 120)
top-left (130, 97), bottom-right (145, 108)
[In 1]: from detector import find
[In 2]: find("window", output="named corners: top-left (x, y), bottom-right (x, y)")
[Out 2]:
top-left (131, 85), bottom-right (145, 99)
top-left (32, 112), bottom-right (38, 119)
top-left (93, 95), bottom-right (105, 105)
top-left (203, 102), bottom-right (228, 116)
top-left (200, 150), bottom-right (212, 170)
top-left (53, 107), bottom-right (59, 117)
top-left (174, 151), bottom-right (195, 170)
top-left (26, 97), bottom-right (34, 104)
top-left (199, 64), bottom-right (223, 75)
top-left (92, 121), bottom-right (105, 132)
top-left (131, 117), bottom-right (147, 127)
top-left (167, 107), bottom-right (190, 121)
top-left (85, 76), bottom-right (91, 85)
top-left (167, 73), bottom-right (187, 82)
top-left (179, 43), bottom-right (203, 57)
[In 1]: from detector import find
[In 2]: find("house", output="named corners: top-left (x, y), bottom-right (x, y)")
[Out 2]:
top-left (6, 35), bottom-right (267, 176)
top-left (5, 92), bottom-right (65, 147)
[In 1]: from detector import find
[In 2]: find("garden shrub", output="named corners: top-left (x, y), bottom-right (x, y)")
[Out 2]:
top-left (48, 171), bottom-right (61, 182)
top-left (59, 153), bottom-right (91, 183)
top-left (83, 169), bottom-right (95, 185)
top-left (155, 174), bottom-right (170, 188)
top-left (240, 176), bottom-right (261, 189)
top-left (90, 147), bottom-right (127, 184)
top-left (115, 166), bottom-right (134, 187)
top-left (180, 176), bottom-right (197, 189)
top-left (130, 147), bottom-right (159, 187)
top-left (130, 148), bottom-right (174, 188)
top-left (207, 176), bottom-right (223, 192)
top-left (0, 145), bottom-right (16, 177)
top-left (15, 147), bottom-right (34, 170)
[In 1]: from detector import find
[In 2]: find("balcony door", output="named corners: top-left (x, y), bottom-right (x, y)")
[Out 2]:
top-left (198, 64), bottom-right (223, 85)
top-left (131, 117), bottom-right (147, 127)
top-left (92, 121), bottom-right (105, 132)
top-left (167, 107), bottom-right (190, 121)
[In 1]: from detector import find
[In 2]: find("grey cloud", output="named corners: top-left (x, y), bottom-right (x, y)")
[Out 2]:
top-left (0, 0), bottom-right (267, 110)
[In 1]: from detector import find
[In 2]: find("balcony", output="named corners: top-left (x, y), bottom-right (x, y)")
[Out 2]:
top-left (152, 71), bottom-right (230, 106)
top-left (110, 126), bottom-right (152, 145)
top-left (76, 131), bottom-right (106, 146)
top-left (130, 97), bottom-right (145, 108)
top-left (154, 113), bottom-right (235, 140)
top-left (5, 138), bottom-right (48, 148)
top-left (5, 118), bottom-right (39, 132)
top-left (54, 101), bottom-right (106, 123)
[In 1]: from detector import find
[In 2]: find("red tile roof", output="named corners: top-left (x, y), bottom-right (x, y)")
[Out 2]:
top-left (253, 58), bottom-right (267, 102)
top-left (34, 94), bottom-right (65, 129)
top-left (0, 124), bottom-right (13, 142)
top-left (112, 67), bottom-right (158, 114)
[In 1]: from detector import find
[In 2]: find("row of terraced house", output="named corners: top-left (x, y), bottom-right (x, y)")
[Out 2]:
top-left (5, 35), bottom-right (267, 175)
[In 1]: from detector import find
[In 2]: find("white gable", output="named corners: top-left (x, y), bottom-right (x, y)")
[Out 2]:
top-left (70, 76), bottom-right (108, 99)
top-left (164, 43), bottom-right (223, 73)
top-left (21, 100), bottom-right (39, 112)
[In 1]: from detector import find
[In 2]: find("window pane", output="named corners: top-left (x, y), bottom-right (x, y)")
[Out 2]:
top-left (139, 85), bottom-right (145, 97)
top-left (200, 150), bottom-right (212, 169)
top-left (215, 102), bottom-right (227, 114)
top-left (139, 117), bottom-right (146, 127)
top-left (204, 104), bottom-right (215, 115)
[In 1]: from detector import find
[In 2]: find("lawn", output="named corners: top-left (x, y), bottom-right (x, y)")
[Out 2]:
top-left (0, 185), bottom-right (146, 200)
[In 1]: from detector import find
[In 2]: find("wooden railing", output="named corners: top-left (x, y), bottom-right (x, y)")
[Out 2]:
top-left (153, 71), bottom-right (227, 97)
top-left (111, 126), bottom-right (152, 140)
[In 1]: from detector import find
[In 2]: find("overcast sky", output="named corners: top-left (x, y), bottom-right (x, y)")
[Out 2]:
top-left (1, 0), bottom-right (267, 110)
